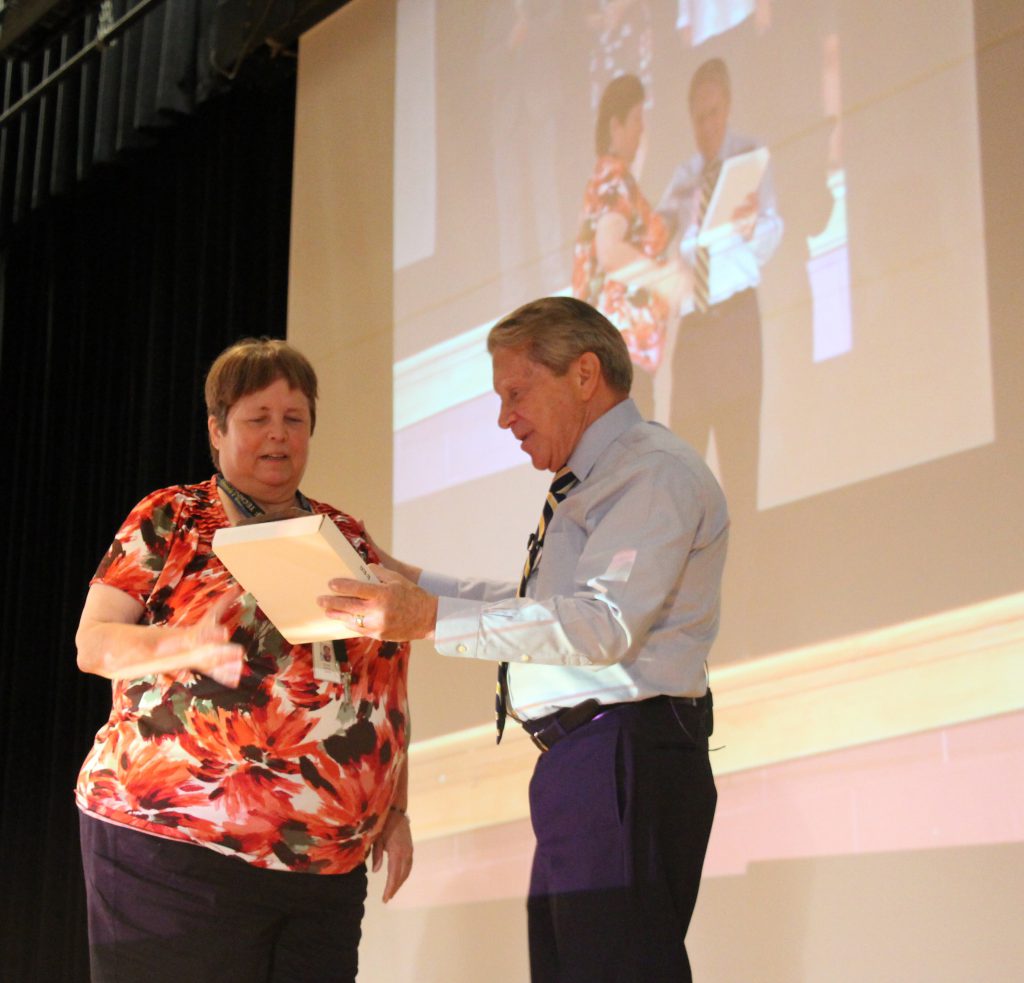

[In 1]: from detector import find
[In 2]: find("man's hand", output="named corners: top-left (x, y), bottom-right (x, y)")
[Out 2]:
top-left (319, 566), bottom-right (438, 641)
top-left (731, 190), bottom-right (760, 240)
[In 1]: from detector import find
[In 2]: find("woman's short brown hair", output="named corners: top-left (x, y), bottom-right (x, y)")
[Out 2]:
top-left (204, 337), bottom-right (318, 469)
top-left (595, 73), bottom-right (645, 157)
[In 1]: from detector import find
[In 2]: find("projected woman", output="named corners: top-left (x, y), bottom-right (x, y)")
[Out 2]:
top-left (572, 73), bottom-right (690, 420)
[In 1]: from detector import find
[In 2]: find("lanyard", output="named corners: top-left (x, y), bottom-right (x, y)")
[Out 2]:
top-left (216, 472), bottom-right (350, 679)
top-left (215, 473), bottom-right (313, 517)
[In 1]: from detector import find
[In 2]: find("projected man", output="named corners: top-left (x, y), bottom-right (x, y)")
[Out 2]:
top-left (658, 57), bottom-right (782, 531)
top-left (322, 296), bottom-right (727, 983)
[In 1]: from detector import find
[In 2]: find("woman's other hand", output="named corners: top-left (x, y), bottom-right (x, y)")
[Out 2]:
top-left (149, 593), bottom-right (245, 687)
top-left (76, 584), bottom-right (245, 687)
top-left (372, 806), bottom-right (413, 903)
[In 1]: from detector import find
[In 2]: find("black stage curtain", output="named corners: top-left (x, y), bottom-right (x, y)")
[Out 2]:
top-left (0, 66), bottom-right (296, 980)
top-left (0, 0), bottom-right (229, 242)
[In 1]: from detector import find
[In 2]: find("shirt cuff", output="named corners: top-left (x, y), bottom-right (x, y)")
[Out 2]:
top-left (433, 595), bottom-right (486, 660)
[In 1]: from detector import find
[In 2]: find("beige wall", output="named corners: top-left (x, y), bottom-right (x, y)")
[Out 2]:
top-left (287, 0), bottom-right (395, 542)
top-left (290, 1), bottom-right (1024, 980)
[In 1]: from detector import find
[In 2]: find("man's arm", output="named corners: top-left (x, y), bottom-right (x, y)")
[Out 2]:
top-left (657, 161), bottom-right (702, 260)
top-left (655, 169), bottom-right (684, 243)
top-left (744, 158), bottom-right (783, 265)
top-left (323, 453), bottom-right (718, 667)
top-left (430, 461), bottom-right (709, 666)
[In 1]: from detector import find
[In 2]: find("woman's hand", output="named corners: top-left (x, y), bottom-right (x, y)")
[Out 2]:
top-left (76, 584), bottom-right (245, 687)
top-left (146, 594), bottom-right (246, 687)
top-left (639, 255), bottom-right (692, 310)
top-left (595, 212), bottom-right (694, 313)
top-left (372, 806), bottom-right (414, 903)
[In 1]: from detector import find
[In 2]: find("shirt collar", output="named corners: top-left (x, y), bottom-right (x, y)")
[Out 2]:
top-left (566, 398), bottom-right (641, 482)
top-left (701, 128), bottom-right (738, 170)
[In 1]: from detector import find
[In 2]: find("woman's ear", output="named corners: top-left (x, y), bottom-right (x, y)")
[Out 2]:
top-left (608, 114), bottom-right (623, 154)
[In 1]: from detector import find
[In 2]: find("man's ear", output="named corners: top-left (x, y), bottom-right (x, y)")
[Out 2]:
top-left (575, 351), bottom-right (602, 399)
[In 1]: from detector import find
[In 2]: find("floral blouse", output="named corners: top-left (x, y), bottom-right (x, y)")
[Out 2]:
top-left (75, 477), bottom-right (409, 875)
top-left (572, 154), bottom-right (671, 372)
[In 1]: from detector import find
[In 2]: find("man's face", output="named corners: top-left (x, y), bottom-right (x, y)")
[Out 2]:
top-left (493, 347), bottom-right (590, 472)
top-left (690, 79), bottom-right (730, 162)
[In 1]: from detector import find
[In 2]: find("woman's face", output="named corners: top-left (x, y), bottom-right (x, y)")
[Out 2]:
top-left (209, 377), bottom-right (312, 504)
top-left (610, 101), bottom-right (645, 164)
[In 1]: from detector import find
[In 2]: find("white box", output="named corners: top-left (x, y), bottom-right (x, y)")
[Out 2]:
top-left (212, 514), bottom-right (377, 644)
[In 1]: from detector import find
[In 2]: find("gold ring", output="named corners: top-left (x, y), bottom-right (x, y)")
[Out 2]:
top-left (355, 614), bottom-right (365, 629)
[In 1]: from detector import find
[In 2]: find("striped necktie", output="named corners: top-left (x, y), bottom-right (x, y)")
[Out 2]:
top-left (495, 466), bottom-right (579, 743)
top-left (694, 159), bottom-right (722, 314)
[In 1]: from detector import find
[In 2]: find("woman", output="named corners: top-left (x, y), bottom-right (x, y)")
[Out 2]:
top-left (572, 73), bottom-right (689, 419)
top-left (75, 338), bottom-right (410, 983)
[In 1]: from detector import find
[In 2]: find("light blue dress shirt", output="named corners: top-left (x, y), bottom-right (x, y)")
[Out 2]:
top-left (658, 129), bottom-right (783, 315)
top-left (421, 399), bottom-right (729, 720)
top-left (676, 0), bottom-right (755, 48)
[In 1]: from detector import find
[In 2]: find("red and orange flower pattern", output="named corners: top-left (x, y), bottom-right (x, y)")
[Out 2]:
top-left (75, 477), bottom-right (409, 874)
top-left (572, 154), bottom-right (672, 372)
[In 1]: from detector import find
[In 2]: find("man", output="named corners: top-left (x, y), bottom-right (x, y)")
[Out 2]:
top-left (322, 296), bottom-right (727, 982)
top-left (658, 56), bottom-right (782, 534)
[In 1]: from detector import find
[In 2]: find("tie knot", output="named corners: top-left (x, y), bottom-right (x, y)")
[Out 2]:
top-left (549, 468), bottom-right (578, 501)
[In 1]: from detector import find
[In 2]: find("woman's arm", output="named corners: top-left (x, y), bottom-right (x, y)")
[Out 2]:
top-left (372, 755), bottom-right (413, 903)
top-left (76, 583), bottom-right (245, 687)
top-left (596, 212), bottom-right (692, 308)
top-left (595, 211), bottom-right (650, 273)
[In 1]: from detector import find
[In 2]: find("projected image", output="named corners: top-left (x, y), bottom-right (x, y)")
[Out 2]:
top-left (393, 0), bottom-right (992, 574)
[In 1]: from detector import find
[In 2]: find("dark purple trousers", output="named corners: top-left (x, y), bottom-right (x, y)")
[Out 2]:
top-left (79, 813), bottom-right (367, 983)
top-left (526, 698), bottom-right (717, 983)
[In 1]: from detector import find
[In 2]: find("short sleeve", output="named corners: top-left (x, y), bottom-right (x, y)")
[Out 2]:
top-left (597, 170), bottom-right (634, 227)
top-left (92, 487), bottom-right (183, 607)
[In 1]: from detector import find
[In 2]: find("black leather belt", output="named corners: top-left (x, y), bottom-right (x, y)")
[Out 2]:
top-left (681, 286), bottom-right (756, 322)
top-left (523, 692), bottom-right (713, 752)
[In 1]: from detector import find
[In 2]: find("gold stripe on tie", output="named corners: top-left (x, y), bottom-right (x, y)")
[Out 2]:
top-left (496, 466), bottom-right (579, 743)
top-left (694, 160), bottom-right (721, 314)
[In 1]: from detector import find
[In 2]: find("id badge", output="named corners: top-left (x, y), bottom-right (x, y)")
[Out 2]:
top-left (313, 641), bottom-right (344, 683)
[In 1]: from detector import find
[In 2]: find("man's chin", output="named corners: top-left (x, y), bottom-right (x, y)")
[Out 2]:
top-left (525, 454), bottom-right (550, 472)
top-left (520, 444), bottom-right (558, 472)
